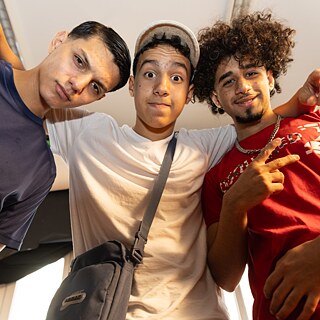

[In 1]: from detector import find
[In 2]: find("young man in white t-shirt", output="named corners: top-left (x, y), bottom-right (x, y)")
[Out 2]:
top-left (2, 20), bottom-right (317, 319)
top-left (45, 20), bottom-right (311, 319)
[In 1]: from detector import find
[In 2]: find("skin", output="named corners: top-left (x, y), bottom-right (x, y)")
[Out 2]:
top-left (14, 31), bottom-right (120, 118)
top-left (0, 30), bottom-right (121, 252)
top-left (211, 57), bottom-right (277, 140)
top-left (208, 56), bottom-right (320, 320)
top-left (264, 236), bottom-right (320, 320)
top-left (207, 56), bottom-right (297, 290)
top-left (1, 25), bottom-right (319, 313)
top-left (129, 44), bottom-right (194, 141)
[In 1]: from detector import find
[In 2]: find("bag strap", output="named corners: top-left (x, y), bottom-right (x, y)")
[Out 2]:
top-left (131, 132), bottom-right (178, 264)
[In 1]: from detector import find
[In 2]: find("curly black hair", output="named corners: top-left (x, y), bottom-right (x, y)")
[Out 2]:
top-left (193, 11), bottom-right (295, 114)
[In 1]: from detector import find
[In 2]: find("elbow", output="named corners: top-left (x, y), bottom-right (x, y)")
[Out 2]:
top-left (215, 278), bottom-right (238, 292)
top-left (208, 263), bottom-right (241, 292)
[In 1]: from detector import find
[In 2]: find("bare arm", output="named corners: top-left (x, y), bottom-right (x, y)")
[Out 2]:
top-left (207, 139), bottom-right (300, 291)
top-left (0, 24), bottom-right (24, 70)
top-left (274, 69), bottom-right (320, 117)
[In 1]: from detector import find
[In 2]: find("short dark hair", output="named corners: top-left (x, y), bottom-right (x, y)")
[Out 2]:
top-left (132, 33), bottom-right (195, 82)
top-left (69, 21), bottom-right (131, 92)
top-left (193, 11), bottom-right (295, 114)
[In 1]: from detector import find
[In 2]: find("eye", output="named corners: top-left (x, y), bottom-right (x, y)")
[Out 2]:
top-left (222, 78), bottom-right (234, 87)
top-left (74, 55), bottom-right (86, 69)
top-left (246, 70), bottom-right (258, 78)
top-left (171, 74), bottom-right (183, 82)
top-left (144, 71), bottom-right (156, 79)
top-left (90, 81), bottom-right (104, 97)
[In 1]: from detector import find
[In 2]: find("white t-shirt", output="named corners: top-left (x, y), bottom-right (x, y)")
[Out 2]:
top-left (47, 108), bottom-right (236, 320)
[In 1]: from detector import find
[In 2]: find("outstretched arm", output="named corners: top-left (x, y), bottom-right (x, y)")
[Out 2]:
top-left (0, 24), bottom-right (24, 70)
top-left (274, 69), bottom-right (320, 117)
top-left (206, 139), bottom-right (300, 291)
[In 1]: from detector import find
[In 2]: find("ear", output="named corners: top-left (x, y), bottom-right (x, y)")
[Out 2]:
top-left (185, 84), bottom-right (194, 104)
top-left (267, 69), bottom-right (275, 91)
top-left (128, 75), bottom-right (135, 97)
top-left (48, 31), bottom-right (68, 54)
top-left (211, 92), bottom-right (221, 108)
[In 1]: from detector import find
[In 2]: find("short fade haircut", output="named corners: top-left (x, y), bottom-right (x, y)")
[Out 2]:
top-left (69, 21), bottom-right (131, 92)
top-left (193, 11), bottom-right (295, 114)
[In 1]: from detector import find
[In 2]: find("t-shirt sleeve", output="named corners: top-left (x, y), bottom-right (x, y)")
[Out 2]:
top-left (46, 108), bottom-right (93, 164)
top-left (202, 167), bottom-right (224, 227)
top-left (207, 124), bottom-right (236, 170)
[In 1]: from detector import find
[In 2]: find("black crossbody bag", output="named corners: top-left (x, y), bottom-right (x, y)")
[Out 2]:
top-left (46, 133), bottom-right (178, 320)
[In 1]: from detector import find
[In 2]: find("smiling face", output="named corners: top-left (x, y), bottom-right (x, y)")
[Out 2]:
top-left (212, 57), bottom-right (275, 127)
top-left (129, 44), bottom-right (193, 140)
top-left (39, 34), bottom-right (120, 110)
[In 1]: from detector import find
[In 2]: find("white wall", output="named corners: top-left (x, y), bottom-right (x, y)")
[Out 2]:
top-left (4, 0), bottom-right (319, 129)
top-left (3, 0), bottom-right (234, 130)
top-left (3, 0), bottom-right (319, 188)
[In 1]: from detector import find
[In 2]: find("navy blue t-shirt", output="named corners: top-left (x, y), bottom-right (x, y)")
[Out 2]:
top-left (0, 60), bottom-right (56, 250)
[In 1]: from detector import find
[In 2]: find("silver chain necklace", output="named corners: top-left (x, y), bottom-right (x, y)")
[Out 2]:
top-left (235, 114), bottom-right (282, 154)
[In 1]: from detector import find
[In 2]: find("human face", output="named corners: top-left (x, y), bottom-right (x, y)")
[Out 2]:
top-left (39, 34), bottom-right (120, 110)
top-left (129, 44), bottom-right (194, 140)
top-left (212, 57), bottom-right (275, 126)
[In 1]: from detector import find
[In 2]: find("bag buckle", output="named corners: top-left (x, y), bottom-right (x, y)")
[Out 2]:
top-left (131, 223), bottom-right (147, 264)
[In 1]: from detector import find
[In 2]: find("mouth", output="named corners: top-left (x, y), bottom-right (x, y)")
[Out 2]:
top-left (149, 101), bottom-right (171, 108)
top-left (56, 82), bottom-right (71, 102)
top-left (234, 95), bottom-right (257, 107)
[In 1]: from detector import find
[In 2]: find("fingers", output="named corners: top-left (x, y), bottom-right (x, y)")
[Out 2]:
top-left (269, 283), bottom-right (301, 318)
top-left (255, 138), bottom-right (300, 171)
top-left (271, 289), bottom-right (319, 320)
top-left (264, 252), bottom-right (320, 320)
top-left (296, 295), bottom-right (320, 320)
top-left (264, 265), bottom-right (282, 299)
top-left (255, 138), bottom-right (282, 163)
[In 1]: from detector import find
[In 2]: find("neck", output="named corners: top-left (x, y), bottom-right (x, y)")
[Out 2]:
top-left (236, 111), bottom-right (278, 141)
top-left (13, 68), bottom-right (49, 119)
top-left (234, 113), bottom-right (282, 155)
top-left (133, 120), bottom-right (175, 141)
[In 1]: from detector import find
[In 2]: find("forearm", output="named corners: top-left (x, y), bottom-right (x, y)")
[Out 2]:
top-left (0, 24), bottom-right (24, 70)
top-left (274, 68), bottom-right (320, 117)
top-left (207, 194), bottom-right (248, 292)
top-left (274, 90), bottom-right (315, 118)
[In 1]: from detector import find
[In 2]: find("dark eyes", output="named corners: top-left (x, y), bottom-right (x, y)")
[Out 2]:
top-left (145, 71), bottom-right (155, 78)
top-left (222, 79), bottom-right (235, 87)
top-left (74, 55), bottom-right (85, 69)
top-left (74, 54), bottom-right (105, 97)
top-left (172, 75), bottom-right (182, 82)
top-left (246, 71), bottom-right (258, 77)
top-left (91, 82), bottom-right (103, 96)
top-left (222, 71), bottom-right (259, 87)
top-left (143, 72), bottom-right (183, 82)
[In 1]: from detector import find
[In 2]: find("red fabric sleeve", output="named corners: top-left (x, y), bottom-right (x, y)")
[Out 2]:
top-left (201, 167), bottom-right (224, 228)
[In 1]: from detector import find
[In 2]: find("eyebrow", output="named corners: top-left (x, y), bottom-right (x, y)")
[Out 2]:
top-left (217, 62), bottom-right (259, 84)
top-left (218, 71), bottom-right (232, 84)
top-left (139, 59), bottom-right (189, 73)
top-left (81, 48), bottom-right (109, 93)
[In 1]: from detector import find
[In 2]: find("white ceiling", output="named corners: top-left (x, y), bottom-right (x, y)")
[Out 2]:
top-left (3, 0), bottom-right (320, 189)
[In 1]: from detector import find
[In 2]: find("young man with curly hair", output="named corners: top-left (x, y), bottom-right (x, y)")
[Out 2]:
top-left (1, 18), bottom-right (318, 319)
top-left (194, 12), bottom-right (320, 320)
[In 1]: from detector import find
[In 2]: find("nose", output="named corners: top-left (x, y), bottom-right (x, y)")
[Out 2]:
top-left (153, 76), bottom-right (169, 96)
top-left (70, 75), bottom-right (91, 94)
top-left (236, 77), bottom-right (251, 94)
